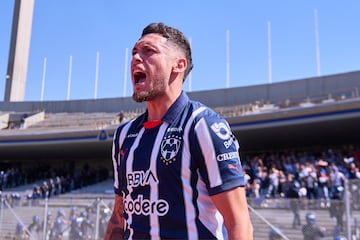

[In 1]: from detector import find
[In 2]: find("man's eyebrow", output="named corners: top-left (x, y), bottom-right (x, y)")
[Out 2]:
top-left (131, 47), bottom-right (137, 55)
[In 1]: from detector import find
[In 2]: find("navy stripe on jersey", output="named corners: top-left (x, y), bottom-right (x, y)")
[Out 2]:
top-left (112, 91), bottom-right (245, 239)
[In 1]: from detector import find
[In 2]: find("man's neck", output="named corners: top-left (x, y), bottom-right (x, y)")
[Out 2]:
top-left (146, 91), bottom-right (181, 121)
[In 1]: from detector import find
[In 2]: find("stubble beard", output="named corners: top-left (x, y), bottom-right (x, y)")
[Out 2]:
top-left (132, 78), bottom-right (165, 103)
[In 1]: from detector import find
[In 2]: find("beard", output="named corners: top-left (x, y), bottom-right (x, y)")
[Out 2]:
top-left (132, 78), bottom-right (165, 103)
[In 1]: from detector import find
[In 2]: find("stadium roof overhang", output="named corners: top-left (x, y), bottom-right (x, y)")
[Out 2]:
top-left (0, 129), bottom-right (115, 161)
top-left (230, 99), bottom-right (360, 152)
top-left (0, 100), bottom-right (359, 161)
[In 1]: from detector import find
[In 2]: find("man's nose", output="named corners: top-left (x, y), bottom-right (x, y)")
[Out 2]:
top-left (132, 53), bottom-right (142, 63)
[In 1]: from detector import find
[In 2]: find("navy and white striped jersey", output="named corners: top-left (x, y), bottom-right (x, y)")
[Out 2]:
top-left (112, 91), bottom-right (245, 239)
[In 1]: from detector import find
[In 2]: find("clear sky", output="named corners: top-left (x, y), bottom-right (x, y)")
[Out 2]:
top-left (0, 1), bottom-right (359, 101)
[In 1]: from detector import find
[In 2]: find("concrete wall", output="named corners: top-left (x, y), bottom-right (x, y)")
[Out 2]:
top-left (0, 113), bottom-right (10, 129)
top-left (188, 71), bottom-right (360, 107)
top-left (0, 71), bottom-right (359, 113)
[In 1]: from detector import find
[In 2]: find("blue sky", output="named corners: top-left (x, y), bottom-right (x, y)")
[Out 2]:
top-left (0, 1), bottom-right (359, 101)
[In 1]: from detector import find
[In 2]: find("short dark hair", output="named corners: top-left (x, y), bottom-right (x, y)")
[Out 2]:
top-left (141, 22), bottom-right (193, 82)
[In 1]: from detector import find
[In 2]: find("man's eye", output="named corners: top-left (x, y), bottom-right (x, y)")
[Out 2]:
top-left (143, 47), bottom-right (154, 54)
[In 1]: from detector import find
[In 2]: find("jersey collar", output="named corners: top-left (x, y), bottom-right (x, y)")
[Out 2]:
top-left (135, 91), bottom-right (189, 129)
top-left (162, 91), bottom-right (189, 124)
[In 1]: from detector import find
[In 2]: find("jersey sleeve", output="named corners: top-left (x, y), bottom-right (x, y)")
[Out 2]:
top-left (112, 125), bottom-right (122, 195)
top-left (192, 109), bottom-right (245, 196)
top-left (112, 121), bottom-right (133, 196)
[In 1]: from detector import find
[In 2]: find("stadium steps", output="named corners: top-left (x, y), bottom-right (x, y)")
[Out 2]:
top-left (27, 112), bottom-right (121, 130)
top-left (249, 205), bottom-right (360, 239)
top-left (3, 180), bottom-right (359, 240)
top-left (0, 203), bottom-right (350, 240)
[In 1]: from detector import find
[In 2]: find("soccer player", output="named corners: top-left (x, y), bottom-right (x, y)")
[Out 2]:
top-left (105, 22), bottom-right (253, 240)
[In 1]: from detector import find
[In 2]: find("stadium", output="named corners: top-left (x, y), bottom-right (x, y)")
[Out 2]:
top-left (1, 70), bottom-right (360, 240)
top-left (1, 1), bottom-right (360, 240)
top-left (1, 70), bottom-right (360, 160)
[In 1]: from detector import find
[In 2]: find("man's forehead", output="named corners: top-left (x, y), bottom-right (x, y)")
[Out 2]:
top-left (135, 33), bottom-right (168, 46)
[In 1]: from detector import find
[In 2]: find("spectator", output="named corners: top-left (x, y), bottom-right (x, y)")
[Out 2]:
top-left (243, 169), bottom-right (252, 197)
top-left (40, 181), bottom-right (49, 199)
top-left (329, 166), bottom-right (346, 199)
top-left (267, 166), bottom-right (280, 198)
top-left (277, 170), bottom-right (287, 197)
top-left (347, 162), bottom-right (359, 179)
top-left (302, 212), bottom-right (326, 240)
top-left (54, 176), bottom-right (62, 196)
top-left (259, 168), bottom-right (271, 197)
top-left (329, 188), bottom-right (345, 233)
top-left (316, 161), bottom-right (330, 208)
top-left (14, 222), bottom-right (30, 240)
top-left (28, 215), bottom-right (42, 239)
top-left (42, 211), bottom-right (53, 239)
top-left (19, 114), bottom-right (27, 129)
top-left (49, 209), bottom-right (68, 240)
top-left (305, 165), bottom-right (318, 200)
top-left (285, 173), bottom-right (301, 229)
top-left (79, 210), bottom-right (94, 240)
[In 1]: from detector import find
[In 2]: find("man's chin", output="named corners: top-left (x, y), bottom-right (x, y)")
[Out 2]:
top-left (132, 92), bottom-right (149, 102)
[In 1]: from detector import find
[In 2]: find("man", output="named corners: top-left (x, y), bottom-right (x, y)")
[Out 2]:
top-left (302, 212), bottom-right (326, 240)
top-left (105, 22), bottom-right (253, 239)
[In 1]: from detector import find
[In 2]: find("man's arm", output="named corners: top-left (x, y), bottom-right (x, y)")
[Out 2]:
top-left (211, 186), bottom-right (253, 240)
top-left (105, 194), bottom-right (124, 240)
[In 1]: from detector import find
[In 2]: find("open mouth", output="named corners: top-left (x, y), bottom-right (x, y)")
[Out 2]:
top-left (133, 71), bottom-right (146, 85)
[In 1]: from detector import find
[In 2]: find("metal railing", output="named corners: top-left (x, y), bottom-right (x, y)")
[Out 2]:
top-left (1, 179), bottom-right (360, 240)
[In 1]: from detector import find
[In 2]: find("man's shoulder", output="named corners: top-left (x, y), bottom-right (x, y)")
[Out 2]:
top-left (188, 99), bottom-right (220, 120)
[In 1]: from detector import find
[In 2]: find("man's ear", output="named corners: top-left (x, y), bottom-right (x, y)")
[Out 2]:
top-left (173, 58), bottom-right (187, 73)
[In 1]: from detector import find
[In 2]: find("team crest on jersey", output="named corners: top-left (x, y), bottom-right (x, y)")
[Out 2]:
top-left (160, 135), bottom-right (182, 165)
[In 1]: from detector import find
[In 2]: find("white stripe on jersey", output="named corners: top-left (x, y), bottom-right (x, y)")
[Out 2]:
top-left (182, 107), bottom-right (204, 240)
top-left (149, 122), bottom-right (168, 240)
top-left (112, 120), bottom-right (133, 189)
top-left (195, 118), bottom-right (222, 188)
top-left (182, 106), bottom-right (224, 240)
top-left (126, 127), bottom-right (145, 240)
top-left (194, 117), bottom-right (225, 239)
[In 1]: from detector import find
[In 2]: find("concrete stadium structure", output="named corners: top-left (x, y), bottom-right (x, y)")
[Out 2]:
top-left (0, 70), bottom-right (359, 168)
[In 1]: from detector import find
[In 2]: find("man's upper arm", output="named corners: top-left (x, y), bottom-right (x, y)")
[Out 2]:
top-left (211, 187), bottom-right (253, 240)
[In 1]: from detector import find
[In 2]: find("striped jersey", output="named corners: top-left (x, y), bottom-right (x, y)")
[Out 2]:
top-left (112, 91), bottom-right (245, 239)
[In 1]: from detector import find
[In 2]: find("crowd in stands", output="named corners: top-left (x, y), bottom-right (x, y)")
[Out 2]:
top-left (241, 144), bottom-right (360, 202)
top-left (1, 144), bottom-right (360, 239)
top-left (1, 144), bottom-right (360, 205)
top-left (0, 162), bottom-right (109, 203)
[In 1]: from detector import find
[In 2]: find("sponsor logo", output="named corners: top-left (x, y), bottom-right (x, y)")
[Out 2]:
top-left (211, 122), bottom-right (238, 149)
top-left (127, 133), bottom-right (138, 138)
top-left (160, 135), bottom-right (182, 165)
top-left (119, 148), bottom-right (128, 161)
top-left (210, 122), bottom-right (231, 140)
top-left (167, 127), bottom-right (183, 133)
top-left (217, 151), bottom-right (239, 161)
top-left (124, 195), bottom-right (169, 216)
top-left (224, 137), bottom-right (234, 149)
top-left (228, 161), bottom-right (241, 173)
top-left (127, 170), bottom-right (158, 187)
